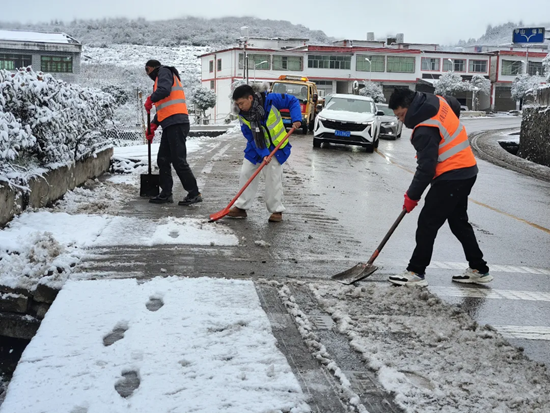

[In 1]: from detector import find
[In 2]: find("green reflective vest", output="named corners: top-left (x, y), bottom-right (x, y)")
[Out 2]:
top-left (239, 106), bottom-right (288, 149)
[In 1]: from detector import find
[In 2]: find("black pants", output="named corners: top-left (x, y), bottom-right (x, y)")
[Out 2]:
top-left (407, 176), bottom-right (489, 275)
top-left (157, 123), bottom-right (199, 197)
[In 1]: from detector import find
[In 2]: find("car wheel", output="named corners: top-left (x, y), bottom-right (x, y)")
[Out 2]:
top-left (365, 145), bottom-right (374, 153)
top-left (374, 138), bottom-right (379, 148)
top-left (302, 122), bottom-right (308, 135)
top-left (313, 137), bottom-right (321, 148)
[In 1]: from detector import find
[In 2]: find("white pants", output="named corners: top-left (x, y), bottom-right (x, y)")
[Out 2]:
top-left (234, 158), bottom-right (285, 213)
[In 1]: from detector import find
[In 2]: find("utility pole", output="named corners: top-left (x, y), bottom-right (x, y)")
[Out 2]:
top-left (241, 26), bottom-right (249, 84)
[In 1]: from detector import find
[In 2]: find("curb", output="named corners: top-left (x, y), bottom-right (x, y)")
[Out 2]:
top-left (469, 129), bottom-right (550, 183)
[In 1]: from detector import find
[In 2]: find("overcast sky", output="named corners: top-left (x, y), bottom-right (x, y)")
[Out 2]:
top-left (2, 0), bottom-right (549, 45)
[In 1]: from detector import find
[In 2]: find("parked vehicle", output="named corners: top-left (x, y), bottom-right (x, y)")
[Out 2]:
top-left (312, 94), bottom-right (381, 152)
top-left (271, 75), bottom-right (319, 134)
top-left (376, 103), bottom-right (403, 140)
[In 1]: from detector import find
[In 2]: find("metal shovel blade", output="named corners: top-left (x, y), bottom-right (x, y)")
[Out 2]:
top-left (139, 173), bottom-right (159, 198)
top-left (331, 263), bottom-right (379, 284)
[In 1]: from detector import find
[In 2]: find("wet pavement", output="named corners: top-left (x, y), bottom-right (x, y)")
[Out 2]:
top-left (74, 115), bottom-right (550, 409)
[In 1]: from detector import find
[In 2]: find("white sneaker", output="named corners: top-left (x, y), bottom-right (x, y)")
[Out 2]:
top-left (452, 268), bottom-right (493, 284)
top-left (388, 270), bottom-right (428, 287)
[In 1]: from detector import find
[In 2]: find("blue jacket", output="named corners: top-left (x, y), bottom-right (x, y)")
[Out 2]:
top-left (239, 92), bottom-right (302, 165)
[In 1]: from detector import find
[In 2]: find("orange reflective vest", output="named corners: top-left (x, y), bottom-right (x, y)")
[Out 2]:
top-left (153, 74), bottom-right (188, 122)
top-left (413, 96), bottom-right (476, 178)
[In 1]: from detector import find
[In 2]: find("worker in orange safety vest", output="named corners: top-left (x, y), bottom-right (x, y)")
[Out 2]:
top-left (387, 88), bottom-right (492, 287)
top-left (144, 59), bottom-right (201, 206)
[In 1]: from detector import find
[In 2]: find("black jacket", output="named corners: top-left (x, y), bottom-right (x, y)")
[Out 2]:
top-left (151, 66), bottom-right (189, 129)
top-left (405, 92), bottom-right (478, 200)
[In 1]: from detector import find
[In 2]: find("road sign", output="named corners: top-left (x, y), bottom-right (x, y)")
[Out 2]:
top-left (512, 27), bottom-right (545, 44)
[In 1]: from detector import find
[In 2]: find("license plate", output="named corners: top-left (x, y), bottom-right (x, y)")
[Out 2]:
top-left (335, 130), bottom-right (351, 137)
top-left (282, 119), bottom-right (291, 125)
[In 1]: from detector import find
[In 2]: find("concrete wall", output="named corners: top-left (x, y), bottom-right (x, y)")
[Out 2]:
top-left (519, 106), bottom-right (550, 167)
top-left (0, 147), bottom-right (113, 227)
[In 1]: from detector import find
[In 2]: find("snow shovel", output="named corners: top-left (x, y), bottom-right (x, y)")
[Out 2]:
top-left (332, 208), bottom-right (407, 284)
top-left (209, 127), bottom-right (296, 222)
top-left (139, 112), bottom-right (160, 197)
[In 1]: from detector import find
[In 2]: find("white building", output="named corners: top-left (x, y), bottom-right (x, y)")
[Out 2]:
top-left (200, 36), bottom-right (547, 122)
top-left (0, 29), bottom-right (82, 82)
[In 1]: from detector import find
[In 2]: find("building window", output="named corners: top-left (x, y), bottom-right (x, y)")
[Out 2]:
top-left (443, 59), bottom-right (466, 72)
top-left (308, 55), bottom-right (351, 70)
top-left (469, 60), bottom-right (487, 73)
top-left (387, 56), bottom-right (415, 73)
top-left (528, 61), bottom-right (543, 76)
top-left (210, 80), bottom-right (215, 89)
top-left (239, 54), bottom-right (270, 70)
top-left (0, 53), bottom-right (32, 70)
top-left (501, 60), bottom-right (524, 76)
top-left (273, 55), bottom-right (303, 71)
top-left (356, 55), bottom-right (385, 72)
top-left (209, 60), bottom-right (214, 73)
top-left (421, 57), bottom-right (440, 71)
top-left (217, 59), bottom-right (222, 71)
top-left (41, 55), bottom-right (73, 73)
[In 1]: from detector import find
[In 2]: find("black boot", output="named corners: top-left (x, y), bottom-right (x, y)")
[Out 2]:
top-left (149, 193), bottom-right (173, 204)
top-left (178, 193), bottom-right (202, 206)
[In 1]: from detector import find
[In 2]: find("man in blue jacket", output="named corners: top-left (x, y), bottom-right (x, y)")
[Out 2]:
top-left (227, 84), bottom-right (302, 222)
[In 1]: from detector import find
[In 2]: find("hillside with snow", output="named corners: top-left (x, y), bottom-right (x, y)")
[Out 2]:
top-left (0, 16), bottom-right (333, 47)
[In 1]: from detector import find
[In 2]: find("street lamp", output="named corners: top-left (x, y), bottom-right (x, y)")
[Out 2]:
top-left (365, 57), bottom-right (372, 81)
top-left (254, 60), bottom-right (268, 82)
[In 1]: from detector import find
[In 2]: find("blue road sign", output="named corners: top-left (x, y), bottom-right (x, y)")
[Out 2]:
top-left (512, 27), bottom-right (545, 44)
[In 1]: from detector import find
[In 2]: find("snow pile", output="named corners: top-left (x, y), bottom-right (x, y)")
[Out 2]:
top-left (276, 282), bottom-right (368, 412)
top-left (0, 67), bottom-right (114, 184)
top-left (310, 283), bottom-right (550, 413)
top-left (0, 277), bottom-right (311, 413)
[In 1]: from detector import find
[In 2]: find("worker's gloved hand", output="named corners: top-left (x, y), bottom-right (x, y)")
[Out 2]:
top-left (144, 96), bottom-right (153, 113)
top-left (403, 193), bottom-right (419, 213)
top-left (292, 121), bottom-right (301, 130)
top-left (145, 123), bottom-right (158, 142)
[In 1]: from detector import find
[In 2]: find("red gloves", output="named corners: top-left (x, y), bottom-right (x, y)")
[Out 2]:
top-left (145, 123), bottom-right (158, 142)
top-left (403, 193), bottom-right (419, 213)
top-left (144, 96), bottom-right (153, 113)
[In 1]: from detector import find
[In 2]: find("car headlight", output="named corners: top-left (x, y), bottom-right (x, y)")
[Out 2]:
top-left (317, 115), bottom-right (327, 122)
top-left (381, 121), bottom-right (396, 126)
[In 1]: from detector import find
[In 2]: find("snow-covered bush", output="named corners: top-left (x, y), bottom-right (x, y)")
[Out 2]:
top-left (359, 81), bottom-right (385, 102)
top-left (435, 72), bottom-right (469, 96)
top-left (0, 67), bottom-right (114, 175)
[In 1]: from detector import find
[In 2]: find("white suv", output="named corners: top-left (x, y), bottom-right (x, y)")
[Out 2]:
top-left (313, 94), bottom-right (382, 152)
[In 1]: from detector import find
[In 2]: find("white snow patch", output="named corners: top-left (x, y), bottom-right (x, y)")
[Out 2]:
top-left (0, 277), bottom-right (311, 413)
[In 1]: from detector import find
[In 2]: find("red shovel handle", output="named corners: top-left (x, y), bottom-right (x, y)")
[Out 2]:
top-left (209, 127), bottom-right (296, 222)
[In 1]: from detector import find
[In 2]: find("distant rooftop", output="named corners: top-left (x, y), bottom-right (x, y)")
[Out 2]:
top-left (0, 30), bottom-right (80, 44)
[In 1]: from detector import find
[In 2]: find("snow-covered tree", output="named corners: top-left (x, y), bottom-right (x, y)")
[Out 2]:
top-left (543, 53), bottom-right (550, 83)
top-left (0, 67), bottom-right (114, 175)
top-left (434, 72), bottom-right (469, 96)
top-left (511, 74), bottom-right (545, 101)
top-left (469, 74), bottom-right (491, 110)
top-left (359, 81), bottom-right (385, 102)
top-left (191, 86), bottom-right (217, 124)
